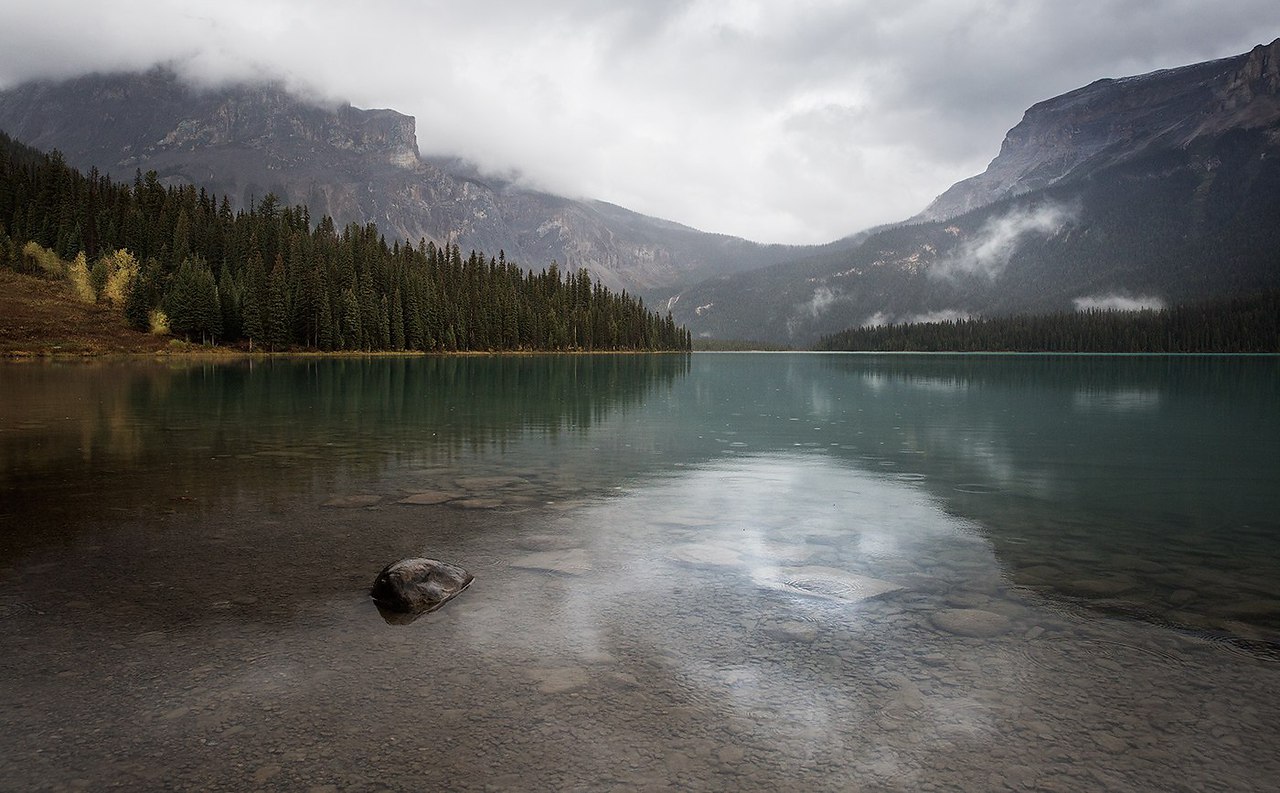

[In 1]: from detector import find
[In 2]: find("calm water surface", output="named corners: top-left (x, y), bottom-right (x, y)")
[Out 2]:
top-left (1, 353), bottom-right (1278, 791)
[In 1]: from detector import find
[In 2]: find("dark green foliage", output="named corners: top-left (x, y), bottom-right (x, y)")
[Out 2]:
top-left (218, 267), bottom-right (243, 340)
top-left (123, 258), bottom-right (160, 331)
top-left (0, 130), bottom-right (691, 353)
top-left (164, 256), bottom-right (222, 343)
top-left (814, 292), bottom-right (1280, 353)
top-left (266, 254), bottom-right (290, 351)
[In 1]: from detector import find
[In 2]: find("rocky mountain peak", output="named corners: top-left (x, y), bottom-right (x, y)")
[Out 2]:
top-left (137, 71), bottom-right (421, 171)
top-left (0, 67), bottom-right (421, 174)
top-left (919, 38), bottom-right (1280, 222)
top-left (1214, 38), bottom-right (1280, 128)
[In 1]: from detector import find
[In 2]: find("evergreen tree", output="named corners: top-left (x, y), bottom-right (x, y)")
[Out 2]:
top-left (266, 254), bottom-right (290, 350)
top-left (164, 256), bottom-right (221, 343)
top-left (242, 247), bottom-right (266, 345)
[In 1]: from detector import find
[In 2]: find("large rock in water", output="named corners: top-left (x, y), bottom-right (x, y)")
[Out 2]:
top-left (370, 558), bottom-right (474, 623)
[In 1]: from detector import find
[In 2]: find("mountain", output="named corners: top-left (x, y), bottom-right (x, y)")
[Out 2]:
top-left (921, 41), bottom-right (1280, 222)
top-left (0, 68), bottom-right (803, 294)
top-left (667, 38), bottom-right (1280, 345)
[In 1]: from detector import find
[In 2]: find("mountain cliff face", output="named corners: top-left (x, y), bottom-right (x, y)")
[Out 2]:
top-left (668, 39), bottom-right (1280, 344)
top-left (0, 69), bottom-right (800, 294)
top-left (920, 39), bottom-right (1280, 222)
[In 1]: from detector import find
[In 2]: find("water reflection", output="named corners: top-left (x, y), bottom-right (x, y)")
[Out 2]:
top-left (814, 354), bottom-right (1280, 653)
top-left (0, 355), bottom-right (689, 547)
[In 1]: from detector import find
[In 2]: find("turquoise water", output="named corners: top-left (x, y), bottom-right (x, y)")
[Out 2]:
top-left (1, 353), bottom-right (1278, 790)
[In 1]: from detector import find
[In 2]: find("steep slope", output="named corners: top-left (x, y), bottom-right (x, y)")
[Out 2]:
top-left (920, 39), bottom-right (1280, 222)
top-left (0, 68), bottom-right (803, 294)
top-left (669, 39), bottom-right (1280, 345)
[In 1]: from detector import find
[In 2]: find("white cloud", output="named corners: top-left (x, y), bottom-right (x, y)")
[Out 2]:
top-left (0, 1), bottom-right (1276, 243)
top-left (907, 309), bottom-right (970, 324)
top-left (932, 202), bottom-right (1077, 280)
top-left (1073, 294), bottom-right (1165, 312)
top-left (785, 284), bottom-right (844, 337)
top-left (805, 285), bottom-right (840, 318)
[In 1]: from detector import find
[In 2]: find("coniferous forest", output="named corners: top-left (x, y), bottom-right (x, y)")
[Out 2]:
top-left (814, 292), bottom-right (1280, 353)
top-left (0, 131), bottom-right (691, 352)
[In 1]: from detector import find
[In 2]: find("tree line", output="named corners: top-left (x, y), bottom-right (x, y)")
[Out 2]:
top-left (814, 292), bottom-right (1280, 353)
top-left (0, 131), bottom-right (691, 352)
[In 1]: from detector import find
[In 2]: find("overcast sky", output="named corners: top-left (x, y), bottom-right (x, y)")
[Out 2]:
top-left (1, 1), bottom-right (1277, 244)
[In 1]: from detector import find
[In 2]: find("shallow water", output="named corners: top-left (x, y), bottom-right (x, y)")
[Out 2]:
top-left (1, 353), bottom-right (1278, 791)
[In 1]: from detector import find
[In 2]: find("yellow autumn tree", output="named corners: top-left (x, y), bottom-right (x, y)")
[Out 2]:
top-left (21, 240), bottom-right (66, 278)
top-left (148, 307), bottom-right (170, 335)
top-left (66, 252), bottom-right (94, 303)
top-left (98, 249), bottom-right (139, 308)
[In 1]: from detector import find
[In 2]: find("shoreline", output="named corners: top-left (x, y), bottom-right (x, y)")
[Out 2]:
top-left (1, 346), bottom-right (693, 362)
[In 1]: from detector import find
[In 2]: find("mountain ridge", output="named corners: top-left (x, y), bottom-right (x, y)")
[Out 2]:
top-left (0, 67), bottom-right (811, 295)
top-left (919, 38), bottom-right (1280, 222)
top-left (665, 38), bottom-right (1280, 344)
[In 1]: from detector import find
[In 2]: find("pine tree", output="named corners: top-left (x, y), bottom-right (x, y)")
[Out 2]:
top-left (164, 256), bottom-right (220, 343)
top-left (266, 254), bottom-right (290, 350)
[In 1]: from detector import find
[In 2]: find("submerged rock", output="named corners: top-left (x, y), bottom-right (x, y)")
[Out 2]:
top-left (397, 491), bottom-right (462, 506)
top-left (322, 494), bottom-right (382, 509)
top-left (510, 548), bottom-right (592, 575)
top-left (760, 619), bottom-right (821, 644)
top-left (929, 608), bottom-right (1011, 638)
top-left (765, 567), bottom-right (903, 604)
top-left (370, 558), bottom-right (474, 623)
top-left (669, 542), bottom-right (744, 568)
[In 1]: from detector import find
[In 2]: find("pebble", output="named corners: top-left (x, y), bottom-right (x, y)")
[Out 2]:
top-left (1091, 733), bottom-right (1129, 754)
top-left (717, 746), bottom-right (746, 764)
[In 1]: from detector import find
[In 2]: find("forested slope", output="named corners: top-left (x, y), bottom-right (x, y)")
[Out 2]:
top-left (0, 131), bottom-right (690, 353)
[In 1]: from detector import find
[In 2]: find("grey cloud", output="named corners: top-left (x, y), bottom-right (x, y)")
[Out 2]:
top-left (1, 1), bottom-right (1277, 244)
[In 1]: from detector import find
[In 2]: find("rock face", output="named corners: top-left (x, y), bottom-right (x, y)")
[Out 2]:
top-left (919, 38), bottom-right (1280, 222)
top-left (0, 68), bottom-right (801, 294)
top-left (370, 558), bottom-right (474, 623)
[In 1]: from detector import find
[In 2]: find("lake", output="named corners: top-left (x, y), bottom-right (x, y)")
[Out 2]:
top-left (1, 352), bottom-right (1278, 791)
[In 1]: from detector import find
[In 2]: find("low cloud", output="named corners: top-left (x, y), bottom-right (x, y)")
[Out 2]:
top-left (785, 285), bottom-right (844, 337)
top-left (933, 202), bottom-right (1077, 280)
top-left (907, 309), bottom-right (970, 324)
top-left (1073, 294), bottom-right (1165, 312)
top-left (860, 308), bottom-right (969, 328)
top-left (805, 286), bottom-right (840, 318)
